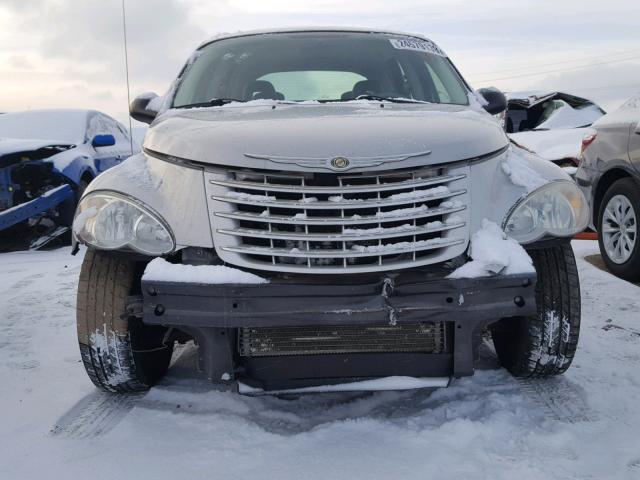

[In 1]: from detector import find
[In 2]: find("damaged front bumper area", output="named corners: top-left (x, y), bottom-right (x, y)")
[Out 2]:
top-left (141, 266), bottom-right (537, 391)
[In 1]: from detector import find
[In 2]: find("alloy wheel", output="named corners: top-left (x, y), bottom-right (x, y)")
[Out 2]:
top-left (602, 194), bottom-right (637, 264)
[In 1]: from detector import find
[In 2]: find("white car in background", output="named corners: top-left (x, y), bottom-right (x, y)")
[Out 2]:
top-left (506, 91), bottom-right (605, 175)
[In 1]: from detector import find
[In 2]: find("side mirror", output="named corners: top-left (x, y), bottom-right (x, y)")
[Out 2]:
top-left (477, 87), bottom-right (507, 115)
top-left (130, 92), bottom-right (160, 124)
top-left (92, 134), bottom-right (116, 148)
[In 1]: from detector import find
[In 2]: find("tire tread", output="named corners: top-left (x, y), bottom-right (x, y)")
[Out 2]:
top-left (493, 243), bottom-right (581, 378)
top-left (76, 250), bottom-right (171, 393)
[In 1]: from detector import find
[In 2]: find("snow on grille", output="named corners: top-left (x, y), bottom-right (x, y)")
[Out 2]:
top-left (205, 165), bottom-right (469, 273)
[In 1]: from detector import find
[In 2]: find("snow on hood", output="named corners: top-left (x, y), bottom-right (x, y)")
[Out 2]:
top-left (144, 102), bottom-right (507, 171)
top-left (510, 127), bottom-right (594, 162)
top-left (448, 220), bottom-right (534, 278)
top-left (0, 138), bottom-right (74, 157)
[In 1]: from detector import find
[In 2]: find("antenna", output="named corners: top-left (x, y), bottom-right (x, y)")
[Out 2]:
top-left (121, 0), bottom-right (134, 155)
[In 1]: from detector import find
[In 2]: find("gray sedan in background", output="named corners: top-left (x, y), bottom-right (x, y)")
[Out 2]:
top-left (576, 95), bottom-right (640, 281)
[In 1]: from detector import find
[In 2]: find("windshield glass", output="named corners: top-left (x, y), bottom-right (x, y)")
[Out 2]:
top-left (173, 32), bottom-right (469, 107)
top-left (0, 110), bottom-right (86, 143)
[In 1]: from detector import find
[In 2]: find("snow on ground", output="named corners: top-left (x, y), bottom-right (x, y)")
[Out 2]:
top-left (1, 242), bottom-right (640, 479)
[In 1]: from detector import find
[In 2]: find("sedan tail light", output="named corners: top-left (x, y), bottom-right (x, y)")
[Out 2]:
top-left (580, 133), bottom-right (597, 157)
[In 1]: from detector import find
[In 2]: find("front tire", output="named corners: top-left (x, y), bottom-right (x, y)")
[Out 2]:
top-left (76, 249), bottom-right (173, 392)
top-left (597, 178), bottom-right (640, 282)
top-left (491, 243), bottom-right (581, 377)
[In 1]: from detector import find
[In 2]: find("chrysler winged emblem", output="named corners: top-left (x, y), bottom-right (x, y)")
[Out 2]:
top-left (244, 150), bottom-right (432, 171)
top-left (330, 157), bottom-right (350, 169)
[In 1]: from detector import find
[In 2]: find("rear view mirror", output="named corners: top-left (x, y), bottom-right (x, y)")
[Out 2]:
top-left (478, 87), bottom-right (507, 115)
top-left (92, 134), bottom-right (116, 148)
top-left (130, 92), bottom-right (160, 124)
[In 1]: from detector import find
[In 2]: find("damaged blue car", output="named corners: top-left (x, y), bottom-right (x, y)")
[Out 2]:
top-left (0, 109), bottom-right (138, 249)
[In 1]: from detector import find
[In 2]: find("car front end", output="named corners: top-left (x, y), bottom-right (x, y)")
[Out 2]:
top-left (72, 29), bottom-right (589, 393)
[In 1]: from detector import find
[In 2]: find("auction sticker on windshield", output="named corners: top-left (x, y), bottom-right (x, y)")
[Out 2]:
top-left (389, 38), bottom-right (445, 56)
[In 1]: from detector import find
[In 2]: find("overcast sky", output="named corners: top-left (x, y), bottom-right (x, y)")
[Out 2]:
top-left (1, 0), bottom-right (639, 127)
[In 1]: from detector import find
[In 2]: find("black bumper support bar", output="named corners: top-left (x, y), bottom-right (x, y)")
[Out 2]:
top-left (142, 268), bottom-right (537, 383)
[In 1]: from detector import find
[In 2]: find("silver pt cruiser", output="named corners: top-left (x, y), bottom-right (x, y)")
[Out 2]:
top-left (72, 28), bottom-right (588, 393)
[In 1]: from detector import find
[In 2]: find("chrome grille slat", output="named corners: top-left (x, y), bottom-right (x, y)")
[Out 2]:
top-left (214, 204), bottom-right (466, 225)
top-left (221, 238), bottom-right (465, 258)
top-left (209, 174), bottom-right (465, 194)
top-left (218, 221), bottom-right (465, 242)
top-left (212, 188), bottom-right (465, 209)
top-left (205, 164), bottom-right (470, 273)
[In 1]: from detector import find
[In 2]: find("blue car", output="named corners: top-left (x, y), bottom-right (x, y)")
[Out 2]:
top-left (0, 109), bottom-right (139, 249)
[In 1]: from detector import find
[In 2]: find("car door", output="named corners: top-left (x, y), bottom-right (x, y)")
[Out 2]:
top-left (629, 116), bottom-right (640, 174)
top-left (87, 113), bottom-right (120, 172)
top-left (108, 116), bottom-right (139, 161)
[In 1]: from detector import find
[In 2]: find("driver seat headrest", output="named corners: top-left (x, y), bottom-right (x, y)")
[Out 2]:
top-left (247, 80), bottom-right (285, 100)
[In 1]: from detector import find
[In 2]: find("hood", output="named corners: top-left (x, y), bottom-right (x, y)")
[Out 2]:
top-left (0, 137), bottom-right (74, 157)
top-left (507, 91), bottom-right (599, 108)
top-left (144, 102), bottom-right (508, 172)
top-left (509, 127), bottom-right (594, 162)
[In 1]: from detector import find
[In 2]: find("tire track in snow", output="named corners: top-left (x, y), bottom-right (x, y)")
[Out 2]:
top-left (518, 376), bottom-right (594, 423)
top-left (50, 391), bottom-right (144, 439)
top-left (628, 459), bottom-right (640, 472)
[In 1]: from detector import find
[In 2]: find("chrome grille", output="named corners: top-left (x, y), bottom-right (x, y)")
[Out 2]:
top-left (239, 322), bottom-right (447, 357)
top-left (205, 164), bottom-right (470, 273)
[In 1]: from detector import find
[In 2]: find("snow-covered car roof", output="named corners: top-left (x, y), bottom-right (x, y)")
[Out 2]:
top-left (0, 109), bottom-right (93, 144)
top-left (199, 27), bottom-right (444, 54)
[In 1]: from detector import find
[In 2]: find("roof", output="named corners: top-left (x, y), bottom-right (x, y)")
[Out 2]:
top-left (198, 26), bottom-right (440, 50)
top-left (506, 91), bottom-right (601, 110)
top-left (2, 108), bottom-right (95, 118)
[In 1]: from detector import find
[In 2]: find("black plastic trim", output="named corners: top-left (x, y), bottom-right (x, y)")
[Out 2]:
top-left (142, 267), bottom-right (537, 385)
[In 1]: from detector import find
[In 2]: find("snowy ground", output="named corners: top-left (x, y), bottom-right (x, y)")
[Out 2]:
top-left (1, 241), bottom-right (640, 479)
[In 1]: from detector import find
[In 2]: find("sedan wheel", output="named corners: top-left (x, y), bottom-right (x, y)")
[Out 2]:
top-left (598, 178), bottom-right (640, 281)
top-left (602, 194), bottom-right (637, 263)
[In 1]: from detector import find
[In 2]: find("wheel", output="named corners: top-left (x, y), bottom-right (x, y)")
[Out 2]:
top-left (597, 178), bottom-right (640, 281)
top-left (491, 243), bottom-right (581, 377)
top-left (76, 249), bottom-right (173, 392)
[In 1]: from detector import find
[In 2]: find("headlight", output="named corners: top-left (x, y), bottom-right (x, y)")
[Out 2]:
top-left (73, 192), bottom-right (175, 255)
top-left (504, 181), bottom-right (589, 243)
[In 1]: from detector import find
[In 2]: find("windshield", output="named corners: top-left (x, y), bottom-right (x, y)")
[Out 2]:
top-left (173, 32), bottom-right (469, 107)
top-left (0, 110), bottom-right (86, 143)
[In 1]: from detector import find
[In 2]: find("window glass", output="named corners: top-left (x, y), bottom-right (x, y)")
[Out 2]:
top-left (258, 71), bottom-right (366, 101)
top-left (86, 114), bottom-right (111, 141)
top-left (173, 32), bottom-right (469, 107)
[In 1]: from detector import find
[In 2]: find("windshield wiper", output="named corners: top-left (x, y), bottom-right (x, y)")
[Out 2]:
top-left (176, 98), bottom-right (246, 109)
top-left (351, 94), bottom-right (430, 104)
